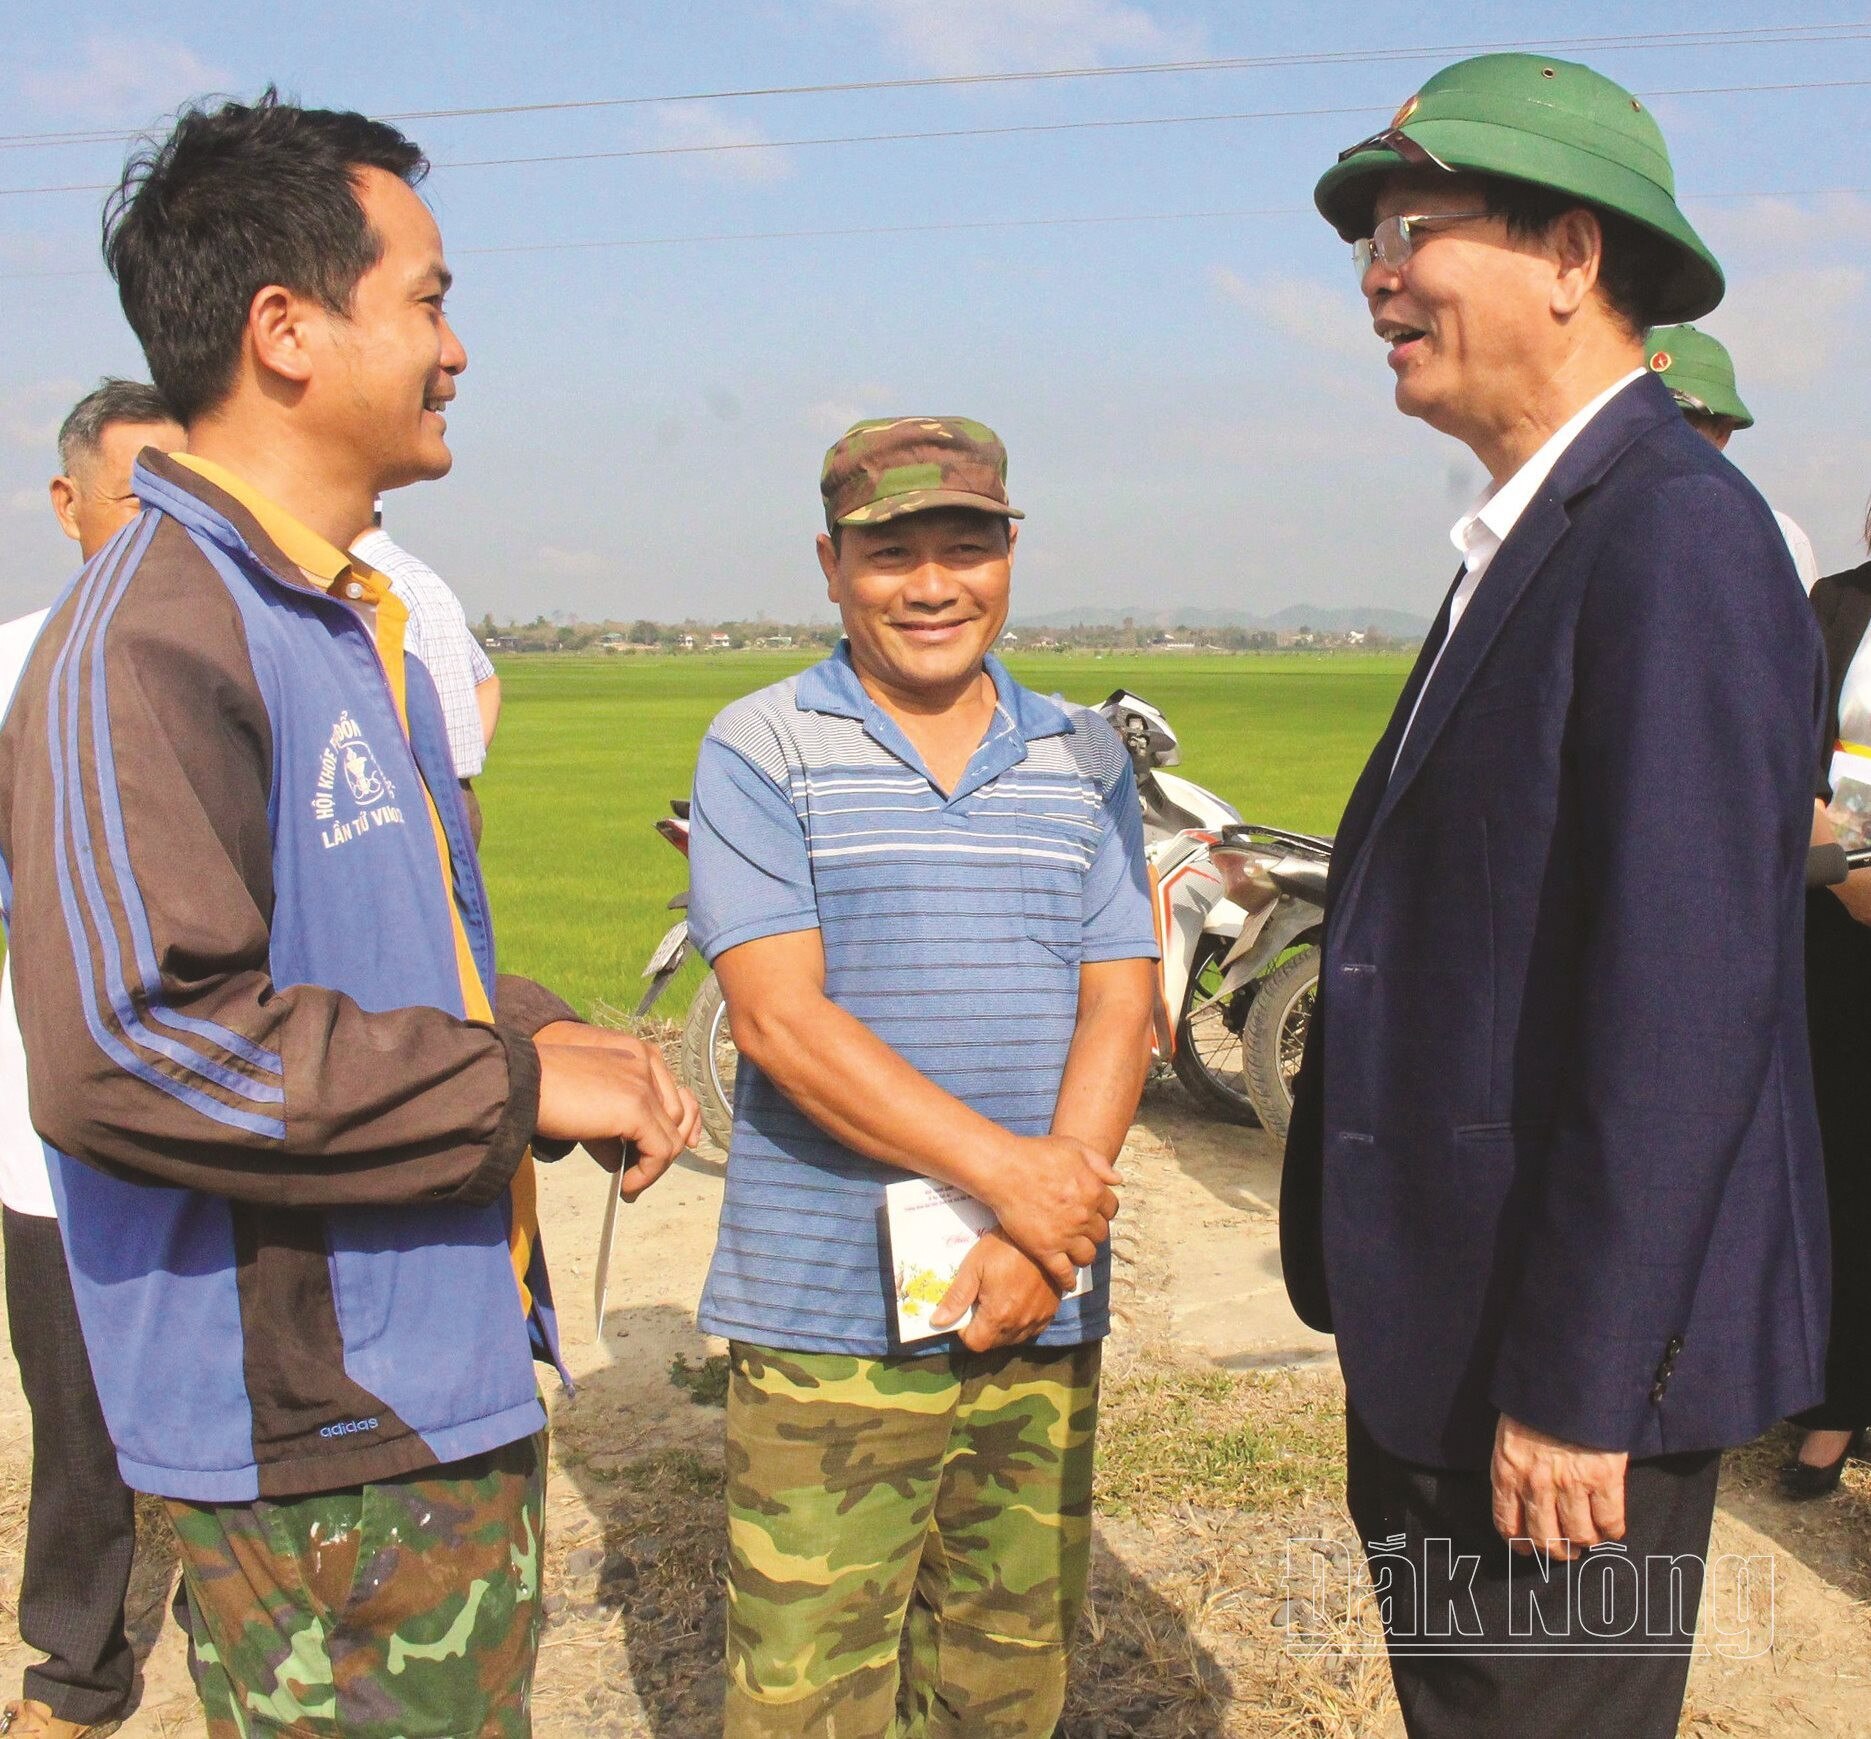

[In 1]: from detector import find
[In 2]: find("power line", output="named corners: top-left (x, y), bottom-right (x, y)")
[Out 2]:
top-left (437, 101), bottom-right (1373, 173)
top-left (5, 75), bottom-right (1870, 199)
top-left (461, 205), bottom-right (1308, 257)
top-left (5, 186), bottom-right (1865, 283)
top-left (4, 102), bottom-right (1388, 195)
top-left (0, 21), bottom-right (1864, 150)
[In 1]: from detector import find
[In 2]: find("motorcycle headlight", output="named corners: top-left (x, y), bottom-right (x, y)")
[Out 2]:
top-left (1209, 847), bottom-right (1278, 912)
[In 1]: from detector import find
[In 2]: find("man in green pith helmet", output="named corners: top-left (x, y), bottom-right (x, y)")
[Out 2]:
top-left (1280, 52), bottom-right (1826, 1739)
top-left (1647, 323), bottom-right (1820, 587)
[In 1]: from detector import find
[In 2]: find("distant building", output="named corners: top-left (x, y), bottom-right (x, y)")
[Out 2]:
top-left (709, 633), bottom-right (732, 648)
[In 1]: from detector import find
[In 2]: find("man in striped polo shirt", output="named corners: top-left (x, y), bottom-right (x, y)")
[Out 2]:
top-left (687, 416), bottom-right (1159, 1735)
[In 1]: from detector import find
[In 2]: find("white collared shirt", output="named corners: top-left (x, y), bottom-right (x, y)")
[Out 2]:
top-left (1774, 510), bottom-right (1820, 593)
top-left (0, 609), bottom-right (53, 1216)
top-left (1393, 368), bottom-right (1646, 772)
top-left (349, 530), bottom-right (496, 777)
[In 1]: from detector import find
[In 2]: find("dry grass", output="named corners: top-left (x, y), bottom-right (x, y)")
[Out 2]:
top-left (1098, 1359), bottom-right (1347, 1521)
top-left (526, 1352), bottom-right (1403, 1737)
top-left (1068, 1356), bottom-right (1402, 1739)
top-left (1069, 1520), bottom-right (1234, 1737)
top-left (587, 1003), bottom-right (680, 1046)
top-left (533, 1445), bottom-right (730, 1734)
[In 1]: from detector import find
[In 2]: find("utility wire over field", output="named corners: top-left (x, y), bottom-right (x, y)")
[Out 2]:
top-left (8, 76), bottom-right (1871, 194)
top-left (0, 20), bottom-right (1864, 146)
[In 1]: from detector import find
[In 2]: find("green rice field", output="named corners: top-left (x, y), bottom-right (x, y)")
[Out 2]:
top-left (475, 650), bottom-right (1413, 1018)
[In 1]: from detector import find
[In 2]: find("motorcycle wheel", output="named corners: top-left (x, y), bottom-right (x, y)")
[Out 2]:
top-left (1171, 934), bottom-right (1261, 1126)
top-left (678, 972), bottom-right (738, 1156)
top-left (1240, 944), bottom-right (1320, 1140)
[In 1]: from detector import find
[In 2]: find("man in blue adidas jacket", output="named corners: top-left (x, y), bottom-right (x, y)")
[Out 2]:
top-left (0, 94), bottom-right (698, 1736)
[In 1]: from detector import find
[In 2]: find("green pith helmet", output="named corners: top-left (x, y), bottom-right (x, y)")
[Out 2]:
top-left (819, 416), bottom-right (1023, 531)
top-left (1315, 52), bottom-right (1723, 323)
top-left (1645, 323), bottom-right (1754, 428)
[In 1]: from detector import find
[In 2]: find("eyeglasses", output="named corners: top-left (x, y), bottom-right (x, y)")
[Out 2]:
top-left (1352, 212), bottom-right (1491, 282)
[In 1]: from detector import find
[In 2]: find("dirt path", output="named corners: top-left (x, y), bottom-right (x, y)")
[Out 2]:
top-left (0, 1084), bottom-right (1866, 1734)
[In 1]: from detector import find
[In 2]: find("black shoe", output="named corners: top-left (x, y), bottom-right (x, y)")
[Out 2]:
top-left (1780, 1426), bottom-right (1866, 1499)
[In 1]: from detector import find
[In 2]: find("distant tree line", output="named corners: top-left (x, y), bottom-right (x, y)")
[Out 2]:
top-left (1000, 621), bottom-right (1415, 652)
top-left (472, 614), bottom-right (1416, 655)
top-left (474, 614), bottom-right (844, 653)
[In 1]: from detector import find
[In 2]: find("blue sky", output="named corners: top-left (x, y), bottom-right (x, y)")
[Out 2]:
top-left (1, 1), bottom-right (1866, 624)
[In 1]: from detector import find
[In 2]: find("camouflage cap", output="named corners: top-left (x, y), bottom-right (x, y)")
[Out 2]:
top-left (820, 416), bottom-right (1024, 531)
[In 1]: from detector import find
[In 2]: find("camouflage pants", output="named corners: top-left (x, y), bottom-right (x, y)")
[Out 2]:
top-left (724, 1340), bottom-right (1100, 1737)
top-left (164, 1432), bottom-right (544, 1739)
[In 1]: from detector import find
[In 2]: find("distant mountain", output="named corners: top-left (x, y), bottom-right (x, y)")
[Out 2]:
top-left (1013, 603), bottom-right (1431, 637)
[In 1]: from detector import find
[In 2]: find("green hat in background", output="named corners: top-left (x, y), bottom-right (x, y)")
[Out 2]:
top-left (1315, 52), bottom-right (1723, 323)
top-left (820, 416), bottom-right (1024, 531)
top-left (1645, 323), bottom-right (1754, 428)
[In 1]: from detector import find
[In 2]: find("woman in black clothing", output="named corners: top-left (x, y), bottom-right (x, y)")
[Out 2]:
top-left (1793, 519), bottom-right (1871, 1496)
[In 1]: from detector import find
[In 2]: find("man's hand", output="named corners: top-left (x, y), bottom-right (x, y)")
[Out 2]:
top-left (1491, 1413), bottom-right (1629, 1560)
top-left (930, 1230), bottom-right (1064, 1350)
top-left (534, 1024), bottom-right (702, 1199)
top-left (981, 1134), bottom-right (1121, 1289)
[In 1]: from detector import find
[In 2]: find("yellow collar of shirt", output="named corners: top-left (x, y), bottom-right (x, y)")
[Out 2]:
top-left (171, 451), bottom-right (412, 723)
top-left (171, 453), bottom-right (389, 605)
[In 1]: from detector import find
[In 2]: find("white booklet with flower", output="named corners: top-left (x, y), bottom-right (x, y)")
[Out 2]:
top-left (884, 1176), bottom-right (1090, 1343)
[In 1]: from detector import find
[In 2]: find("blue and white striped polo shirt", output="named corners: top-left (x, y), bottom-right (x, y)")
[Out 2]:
top-left (686, 642), bottom-right (1157, 1356)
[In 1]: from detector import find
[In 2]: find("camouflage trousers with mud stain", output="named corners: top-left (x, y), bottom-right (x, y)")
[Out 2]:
top-left (163, 1431), bottom-right (544, 1739)
top-left (724, 1339), bottom-right (1101, 1737)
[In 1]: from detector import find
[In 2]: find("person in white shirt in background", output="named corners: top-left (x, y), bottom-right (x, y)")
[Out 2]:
top-left (2, 380), bottom-right (183, 1739)
top-left (1645, 323), bottom-right (1821, 590)
top-left (350, 504), bottom-right (501, 844)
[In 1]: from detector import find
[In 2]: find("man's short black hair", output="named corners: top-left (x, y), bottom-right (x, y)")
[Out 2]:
top-left (1476, 176), bottom-right (1676, 337)
top-left (103, 89), bottom-right (428, 425)
top-left (56, 378), bottom-right (177, 474)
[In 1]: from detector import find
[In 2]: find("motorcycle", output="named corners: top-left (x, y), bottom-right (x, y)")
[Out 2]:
top-left (1095, 691), bottom-right (1255, 1120)
top-left (1194, 825), bottom-right (1330, 1137)
top-left (1098, 691), bottom-right (1328, 1132)
top-left (634, 800), bottom-right (739, 1155)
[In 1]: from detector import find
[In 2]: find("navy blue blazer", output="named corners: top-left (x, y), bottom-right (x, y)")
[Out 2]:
top-left (1280, 372), bottom-right (1830, 1471)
